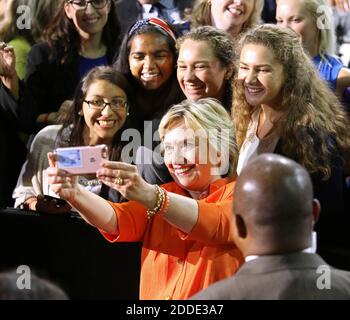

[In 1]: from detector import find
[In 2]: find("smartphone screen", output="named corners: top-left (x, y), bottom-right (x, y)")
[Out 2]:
top-left (55, 145), bottom-right (108, 175)
top-left (56, 148), bottom-right (83, 170)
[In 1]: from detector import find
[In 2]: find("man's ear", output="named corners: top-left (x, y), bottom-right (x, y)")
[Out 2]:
top-left (235, 214), bottom-right (247, 239)
top-left (312, 199), bottom-right (321, 226)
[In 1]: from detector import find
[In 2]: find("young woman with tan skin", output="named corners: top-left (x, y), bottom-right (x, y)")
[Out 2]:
top-left (13, 66), bottom-right (133, 213)
top-left (114, 18), bottom-right (185, 185)
top-left (114, 17), bottom-right (185, 132)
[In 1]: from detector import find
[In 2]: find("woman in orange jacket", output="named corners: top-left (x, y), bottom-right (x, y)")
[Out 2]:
top-left (46, 97), bottom-right (243, 300)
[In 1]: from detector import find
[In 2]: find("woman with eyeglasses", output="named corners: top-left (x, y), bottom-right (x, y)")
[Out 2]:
top-left (0, 0), bottom-right (120, 133)
top-left (13, 66), bottom-right (134, 213)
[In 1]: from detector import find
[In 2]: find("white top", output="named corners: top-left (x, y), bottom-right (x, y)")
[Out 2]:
top-left (237, 110), bottom-right (279, 175)
top-left (13, 125), bottom-right (102, 208)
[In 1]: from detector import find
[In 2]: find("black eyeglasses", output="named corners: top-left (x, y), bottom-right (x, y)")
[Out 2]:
top-left (84, 98), bottom-right (128, 112)
top-left (67, 0), bottom-right (109, 10)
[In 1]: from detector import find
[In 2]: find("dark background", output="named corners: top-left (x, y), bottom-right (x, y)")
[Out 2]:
top-left (0, 208), bottom-right (141, 299)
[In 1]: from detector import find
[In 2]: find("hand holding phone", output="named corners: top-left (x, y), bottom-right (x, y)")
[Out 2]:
top-left (55, 144), bottom-right (108, 175)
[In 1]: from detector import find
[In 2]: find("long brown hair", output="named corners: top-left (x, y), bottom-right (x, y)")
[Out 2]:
top-left (42, 0), bottom-right (120, 63)
top-left (232, 24), bottom-right (350, 178)
top-left (57, 66), bottom-right (133, 161)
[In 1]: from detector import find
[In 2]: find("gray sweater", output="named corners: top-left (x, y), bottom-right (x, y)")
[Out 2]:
top-left (13, 125), bottom-right (63, 207)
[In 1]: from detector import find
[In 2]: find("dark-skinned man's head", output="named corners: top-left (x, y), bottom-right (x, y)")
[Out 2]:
top-left (233, 154), bottom-right (320, 257)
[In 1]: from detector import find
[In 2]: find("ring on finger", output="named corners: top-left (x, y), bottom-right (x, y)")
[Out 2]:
top-left (114, 177), bottom-right (124, 185)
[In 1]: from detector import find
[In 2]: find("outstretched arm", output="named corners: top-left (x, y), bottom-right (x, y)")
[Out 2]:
top-left (46, 153), bottom-right (118, 234)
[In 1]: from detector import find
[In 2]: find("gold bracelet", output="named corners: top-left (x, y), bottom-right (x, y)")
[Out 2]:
top-left (147, 185), bottom-right (164, 220)
top-left (158, 189), bottom-right (170, 217)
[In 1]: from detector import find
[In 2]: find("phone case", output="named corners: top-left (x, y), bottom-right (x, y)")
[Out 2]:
top-left (55, 144), bottom-right (108, 175)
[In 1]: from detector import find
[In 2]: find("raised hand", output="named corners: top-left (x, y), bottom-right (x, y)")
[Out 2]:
top-left (46, 152), bottom-right (80, 202)
top-left (0, 42), bottom-right (16, 77)
top-left (96, 161), bottom-right (156, 208)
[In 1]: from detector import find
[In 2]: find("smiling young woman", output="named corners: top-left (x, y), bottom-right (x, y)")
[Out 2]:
top-left (176, 26), bottom-right (235, 111)
top-left (232, 24), bottom-right (350, 259)
top-left (13, 66), bottom-right (134, 213)
top-left (191, 0), bottom-right (264, 38)
top-left (114, 17), bottom-right (185, 128)
top-left (0, 0), bottom-right (120, 132)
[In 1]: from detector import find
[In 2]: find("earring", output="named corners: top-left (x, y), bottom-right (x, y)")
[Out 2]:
top-left (127, 112), bottom-right (130, 116)
top-left (78, 110), bottom-right (83, 116)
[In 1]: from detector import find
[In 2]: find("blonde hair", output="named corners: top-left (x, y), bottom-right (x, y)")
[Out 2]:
top-left (232, 24), bottom-right (350, 178)
top-left (276, 0), bottom-right (336, 55)
top-left (159, 98), bottom-right (238, 177)
top-left (191, 0), bottom-right (264, 34)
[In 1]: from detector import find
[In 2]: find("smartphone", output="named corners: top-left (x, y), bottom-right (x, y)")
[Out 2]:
top-left (55, 144), bottom-right (108, 175)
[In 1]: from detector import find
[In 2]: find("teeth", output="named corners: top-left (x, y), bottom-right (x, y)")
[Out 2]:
top-left (142, 73), bottom-right (159, 79)
top-left (85, 18), bottom-right (99, 24)
top-left (175, 167), bottom-right (192, 174)
top-left (185, 85), bottom-right (203, 92)
top-left (247, 87), bottom-right (262, 93)
top-left (99, 120), bottom-right (115, 127)
top-left (185, 85), bottom-right (202, 89)
top-left (228, 7), bottom-right (243, 15)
